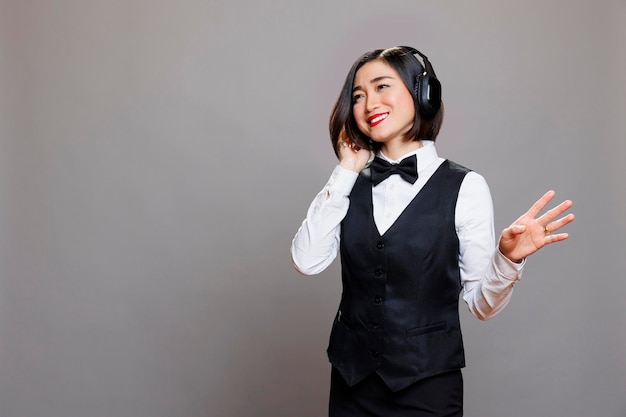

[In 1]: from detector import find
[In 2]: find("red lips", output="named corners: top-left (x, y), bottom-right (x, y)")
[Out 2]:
top-left (368, 113), bottom-right (389, 127)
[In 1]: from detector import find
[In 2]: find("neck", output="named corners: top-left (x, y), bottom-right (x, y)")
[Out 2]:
top-left (380, 140), bottom-right (423, 161)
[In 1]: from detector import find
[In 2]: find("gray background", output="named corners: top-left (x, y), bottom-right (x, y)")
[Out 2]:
top-left (1, 0), bottom-right (625, 416)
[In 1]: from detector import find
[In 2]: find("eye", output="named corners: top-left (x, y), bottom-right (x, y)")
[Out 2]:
top-left (376, 83), bottom-right (390, 91)
top-left (352, 93), bottom-right (364, 104)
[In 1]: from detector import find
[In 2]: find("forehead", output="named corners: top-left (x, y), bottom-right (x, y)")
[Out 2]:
top-left (353, 60), bottom-right (400, 86)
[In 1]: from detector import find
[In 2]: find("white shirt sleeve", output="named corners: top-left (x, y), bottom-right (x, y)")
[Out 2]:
top-left (456, 172), bottom-right (525, 320)
top-left (290, 165), bottom-right (358, 275)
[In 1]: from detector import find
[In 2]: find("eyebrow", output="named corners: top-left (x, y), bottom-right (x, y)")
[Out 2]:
top-left (352, 75), bottom-right (395, 93)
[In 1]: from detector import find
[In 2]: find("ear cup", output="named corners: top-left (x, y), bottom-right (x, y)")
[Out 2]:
top-left (415, 74), bottom-right (441, 119)
top-left (402, 46), bottom-right (442, 119)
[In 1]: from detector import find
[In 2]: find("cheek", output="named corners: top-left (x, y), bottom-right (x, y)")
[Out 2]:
top-left (352, 104), bottom-right (367, 124)
top-left (397, 98), bottom-right (416, 120)
top-left (394, 93), bottom-right (415, 112)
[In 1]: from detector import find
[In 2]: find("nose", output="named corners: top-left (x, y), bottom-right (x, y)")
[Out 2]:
top-left (365, 94), bottom-right (380, 113)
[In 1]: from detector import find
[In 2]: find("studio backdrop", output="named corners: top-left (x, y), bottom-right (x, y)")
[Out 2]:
top-left (1, 1), bottom-right (624, 416)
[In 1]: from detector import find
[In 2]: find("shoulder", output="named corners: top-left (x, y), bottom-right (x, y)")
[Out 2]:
top-left (441, 160), bottom-right (490, 197)
top-left (444, 159), bottom-right (472, 175)
top-left (459, 170), bottom-right (492, 205)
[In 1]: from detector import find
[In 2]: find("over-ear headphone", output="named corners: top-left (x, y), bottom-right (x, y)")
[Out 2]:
top-left (401, 46), bottom-right (442, 119)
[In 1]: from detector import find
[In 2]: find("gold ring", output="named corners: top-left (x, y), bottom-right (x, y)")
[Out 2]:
top-left (544, 225), bottom-right (550, 235)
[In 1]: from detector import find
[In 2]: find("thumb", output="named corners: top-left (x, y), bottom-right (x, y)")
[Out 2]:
top-left (501, 224), bottom-right (526, 240)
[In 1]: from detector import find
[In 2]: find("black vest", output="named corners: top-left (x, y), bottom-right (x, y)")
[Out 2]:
top-left (327, 160), bottom-right (470, 392)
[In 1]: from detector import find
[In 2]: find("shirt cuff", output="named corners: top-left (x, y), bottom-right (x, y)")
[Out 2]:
top-left (326, 165), bottom-right (359, 196)
top-left (494, 248), bottom-right (525, 282)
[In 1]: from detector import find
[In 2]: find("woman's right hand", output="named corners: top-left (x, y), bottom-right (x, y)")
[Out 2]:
top-left (337, 131), bottom-right (371, 173)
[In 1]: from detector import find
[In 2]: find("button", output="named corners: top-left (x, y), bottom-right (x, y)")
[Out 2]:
top-left (374, 296), bottom-right (383, 305)
top-left (374, 268), bottom-right (383, 277)
top-left (372, 323), bottom-right (381, 330)
top-left (369, 350), bottom-right (380, 358)
top-left (376, 241), bottom-right (385, 249)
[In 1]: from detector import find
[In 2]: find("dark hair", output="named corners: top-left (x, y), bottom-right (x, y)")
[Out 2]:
top-left (329, 46), bottom-right (444, 157)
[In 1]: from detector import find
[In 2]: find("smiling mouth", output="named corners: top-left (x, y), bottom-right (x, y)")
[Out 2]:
top-left (368, 113), bottom-right (388, 127)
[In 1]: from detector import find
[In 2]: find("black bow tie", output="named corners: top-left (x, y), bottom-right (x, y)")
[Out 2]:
top-left (370, 155), bottom-right (418, 186)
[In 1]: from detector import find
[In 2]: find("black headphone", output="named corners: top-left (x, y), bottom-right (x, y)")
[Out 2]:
top-left (401, 46), bottom-right (442, 119)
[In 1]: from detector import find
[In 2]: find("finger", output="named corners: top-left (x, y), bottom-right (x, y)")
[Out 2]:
top-left (537, 200), bottom-right (574, 225)
top-left (544, 232), bottom-right (569, 244)
top-left (543, 213), bottom-right (575, 234)
top-left (337, 141), bottom-right (354, 158)
top-left (338, 130), bottom-right (362, 153)
top-left (525, 190), bottom-right (556, 218)
top-left (501, 224), bottom-right (526, 240)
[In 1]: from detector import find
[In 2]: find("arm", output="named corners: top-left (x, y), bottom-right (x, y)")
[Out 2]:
top-left (457, 173), bottom-right (524, 320)
top-left (458, 178), bottom-right (575, 320)
top-left (290, 166), bottom-right (358, 275)
top-left (291, 134), bottom-right (371, 275)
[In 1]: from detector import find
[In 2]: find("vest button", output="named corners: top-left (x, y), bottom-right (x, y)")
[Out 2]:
top-left (369, 350), bottom-right (380, 358)
top-left (376, 241), bottom-right (385, 249)
top-left (372, 323), bottom-right (381, 330)
top-left (374, 268), bottom-right (383, 276)
top-left (374, 296), bottom-right (383, 305)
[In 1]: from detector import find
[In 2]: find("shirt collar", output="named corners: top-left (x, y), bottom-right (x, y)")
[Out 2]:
top-left (377, 140), bottom-right (439, 173)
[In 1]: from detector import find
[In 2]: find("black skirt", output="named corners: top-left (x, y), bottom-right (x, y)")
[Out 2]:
top-left (329, 367), bottom-right (463, 417)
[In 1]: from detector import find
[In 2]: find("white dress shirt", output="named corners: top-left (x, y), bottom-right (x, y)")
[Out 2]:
top-left (291, 141), bottom-right (524, 320)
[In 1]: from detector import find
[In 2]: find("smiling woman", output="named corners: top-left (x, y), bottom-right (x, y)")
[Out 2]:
top-left (290, 46), bottom-right (574, 417)
top-left (329, 47), bottom-right (444, 160)
top-left (351, 61), bottom-right (417, 156)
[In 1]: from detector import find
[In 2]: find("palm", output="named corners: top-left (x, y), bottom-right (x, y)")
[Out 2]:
top-left (498, 190), bottom-right (575, 263)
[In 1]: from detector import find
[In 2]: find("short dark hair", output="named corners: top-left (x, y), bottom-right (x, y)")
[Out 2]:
top-left (329, 46), bottom-right (444, 157)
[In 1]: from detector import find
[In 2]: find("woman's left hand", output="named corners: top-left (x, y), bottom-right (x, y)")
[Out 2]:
top-left (498, 190), bottom-right (575, 263)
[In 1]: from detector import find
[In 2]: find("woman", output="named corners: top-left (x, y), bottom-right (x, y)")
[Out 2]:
top-left (290, 46), bottom-right (574, 417)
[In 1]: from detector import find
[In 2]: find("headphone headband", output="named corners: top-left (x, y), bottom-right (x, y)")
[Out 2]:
top-left (399, 46), bottom-right (438, 78)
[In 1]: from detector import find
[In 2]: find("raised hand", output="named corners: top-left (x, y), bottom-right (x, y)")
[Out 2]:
top-left (337, 130), bottom-right (371, 173)
top-left (498, 190), bottom-right (575, 263)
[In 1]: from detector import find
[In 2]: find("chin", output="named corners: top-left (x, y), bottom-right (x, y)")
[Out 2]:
top-left (370, 136), bottom-right (391, 144)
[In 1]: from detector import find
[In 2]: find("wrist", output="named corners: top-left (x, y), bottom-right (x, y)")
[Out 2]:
top-left (498, 246), bottom-right (524, 264)
top-left (339, 160), bottom-right (362, 173)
